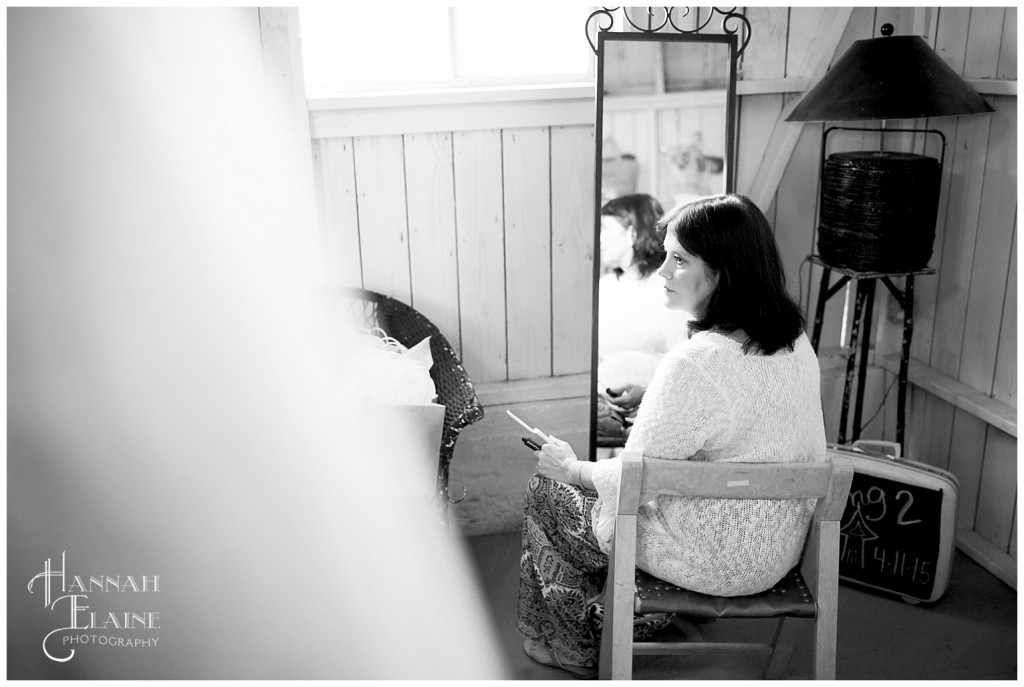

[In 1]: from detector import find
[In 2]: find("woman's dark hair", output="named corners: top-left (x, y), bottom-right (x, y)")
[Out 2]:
top-left (659, 193), bottom-right (805, 355)
top-left (601, 193), bottom-right (666, 278)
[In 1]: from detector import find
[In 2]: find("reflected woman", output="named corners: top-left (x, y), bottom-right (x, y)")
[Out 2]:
top-left (597, 194), bottom-right (685, 426)
top-left (517, 194), bottom-right (827, 678)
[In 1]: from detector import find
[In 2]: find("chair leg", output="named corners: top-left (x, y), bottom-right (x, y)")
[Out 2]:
top-left (598, 555), bottom-right (615, 679)
top-left (598, 598), bottom-right (614, 679)
top-left (598, 566), bottom-right (634, 679)
top-left (814, 614), bottom-right (837, 679)
top-left (599, 531), bottom-right (637, 679)
top-left (763, 617), bottom-right (790, 679)
top-left (814, 522), bottom-right (841, 679)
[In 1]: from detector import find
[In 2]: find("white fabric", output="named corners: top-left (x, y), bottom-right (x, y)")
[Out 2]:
top-left (339, 334), bottom-right (437, 406)
top-left (597, 272), bottom-right (688, 390)
top-left (590, 330), bottom-right (827, 596)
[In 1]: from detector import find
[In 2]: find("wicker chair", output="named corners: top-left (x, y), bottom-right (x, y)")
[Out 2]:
top-left (341, 289), bottom-right (485, 519)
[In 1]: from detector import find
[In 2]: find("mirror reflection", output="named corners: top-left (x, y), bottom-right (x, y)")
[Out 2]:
top-left (594, 35), bottom-right (735, 455)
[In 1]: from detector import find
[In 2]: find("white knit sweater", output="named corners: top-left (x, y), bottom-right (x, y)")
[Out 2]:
top-left (590, 330), bottom-right (827, 596)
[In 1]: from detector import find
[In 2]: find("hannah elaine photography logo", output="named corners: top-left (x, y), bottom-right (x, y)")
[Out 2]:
top-left (27, 551), bottom-right (161, 663)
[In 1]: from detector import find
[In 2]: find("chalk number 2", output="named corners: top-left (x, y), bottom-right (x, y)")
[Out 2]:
top-left (895, 490), bottom-right (922, 526)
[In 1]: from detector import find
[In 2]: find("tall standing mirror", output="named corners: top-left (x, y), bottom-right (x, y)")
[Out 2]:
top-left (588, 9), bottom-right (748, 459)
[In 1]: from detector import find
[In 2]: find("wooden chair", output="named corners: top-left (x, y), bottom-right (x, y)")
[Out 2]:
top-left (598, 451), bottom-right (854, 680)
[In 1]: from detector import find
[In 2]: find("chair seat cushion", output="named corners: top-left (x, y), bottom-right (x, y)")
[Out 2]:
top-left (633, 567), bottom-right (817, 618)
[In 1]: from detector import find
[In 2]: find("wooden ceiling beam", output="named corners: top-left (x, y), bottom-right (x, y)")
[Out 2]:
top-left (743, 8), bottom-right (855, 210)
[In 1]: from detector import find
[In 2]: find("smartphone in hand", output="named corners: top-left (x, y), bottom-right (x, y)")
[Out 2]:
top-left (506, 409), bottom-right (552, 443)
top-left (521, 437), bottom-right (541, 451)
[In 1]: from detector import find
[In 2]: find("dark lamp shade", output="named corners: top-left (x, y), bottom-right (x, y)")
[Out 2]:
top-left (787, 35), bottom-right (994, 122)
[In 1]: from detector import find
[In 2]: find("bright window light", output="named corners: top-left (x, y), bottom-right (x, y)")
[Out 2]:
top-left (298, 6), bottom-right (593, 96)
top-left (299, 6), bottom-right (451, 94)
top-left (453, 6), bottom-right (592, 79)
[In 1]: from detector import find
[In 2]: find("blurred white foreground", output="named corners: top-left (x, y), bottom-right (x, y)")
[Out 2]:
top-left (8, 7), bottom-right (505, 679)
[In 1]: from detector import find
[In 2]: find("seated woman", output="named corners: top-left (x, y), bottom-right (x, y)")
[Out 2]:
top-left (517, 194), bottom-right (827, 678)
top-left (596, 193), bottom-right (685, 441)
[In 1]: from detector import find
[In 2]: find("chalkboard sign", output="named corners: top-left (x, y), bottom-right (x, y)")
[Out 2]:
top-left (839, 471), bottom-right (944, 600)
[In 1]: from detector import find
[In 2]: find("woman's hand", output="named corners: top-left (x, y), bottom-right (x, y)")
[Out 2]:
top-left (535, 436), bottom-right (579, 484)
top-left (606, 383), bottom-right (645, 410)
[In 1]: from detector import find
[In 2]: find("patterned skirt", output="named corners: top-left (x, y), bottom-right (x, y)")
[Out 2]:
top-left (516, 474), bottom-right (671, 668)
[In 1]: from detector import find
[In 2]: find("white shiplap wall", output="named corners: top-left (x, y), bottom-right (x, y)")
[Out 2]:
top-left (307, 8), bottom-right (1017, 576)
top-left (311, 96), bottom-right (595, 385)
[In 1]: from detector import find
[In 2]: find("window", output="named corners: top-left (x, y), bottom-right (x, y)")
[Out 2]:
top-left (298, 6), bottom-right (593, 96)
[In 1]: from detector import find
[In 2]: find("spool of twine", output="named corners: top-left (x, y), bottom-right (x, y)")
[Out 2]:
top-left (818, 151), bottom-right (940, 272)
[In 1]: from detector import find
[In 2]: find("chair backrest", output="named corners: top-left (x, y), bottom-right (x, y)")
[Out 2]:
top-left (612, 451), bottom-right (854, 598)
top-left (611, 451), bottom-right (854, 614)
top-left (616, 452), bottom-right (853, 526)
top-left (603, 452), bottom-right (854, 679)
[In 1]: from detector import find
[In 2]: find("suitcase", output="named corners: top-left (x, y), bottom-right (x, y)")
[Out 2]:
top-left (827, 441), bottom-right (959, 604)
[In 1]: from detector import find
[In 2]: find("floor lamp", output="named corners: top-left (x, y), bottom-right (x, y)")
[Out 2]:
top-left (788, 23), bottom-right (993, 271)
top-left (787, 23), bottom-right (993, 446)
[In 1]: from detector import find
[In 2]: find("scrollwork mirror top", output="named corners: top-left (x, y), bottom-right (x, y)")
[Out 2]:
top-left (586, 7), bottom-right (751, 56)
top-left (587, 8), bottom-right (748, 460)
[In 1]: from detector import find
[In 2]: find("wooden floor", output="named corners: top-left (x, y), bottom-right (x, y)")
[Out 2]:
top-left (466, 530), bottom-right (1017, 680)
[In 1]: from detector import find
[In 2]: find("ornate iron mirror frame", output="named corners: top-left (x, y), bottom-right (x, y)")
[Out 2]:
top-left (585, 7), bottom-right (751, 56)
top-left (587, 8), bottom-right (750, 460)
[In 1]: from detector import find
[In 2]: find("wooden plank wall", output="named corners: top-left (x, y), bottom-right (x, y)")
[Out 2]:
top-left (312, 125), bottom-right (594, 386)
top-left (307, 8), bottom-right (1016, 554)
top-left (739, 6), bottom-right (1017, 582)
top-left (603, 92), bottom-right (727, 207)
top-left (310, 120), bottom-right (594, 535)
